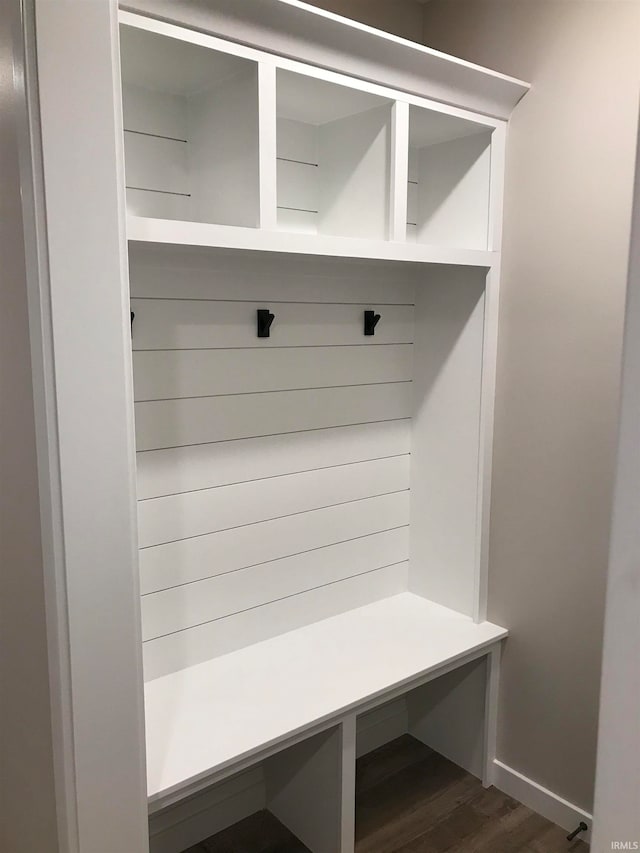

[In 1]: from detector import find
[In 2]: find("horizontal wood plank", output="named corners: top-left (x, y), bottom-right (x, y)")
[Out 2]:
top-left (142, 562), bottom-right (409, 680)
top-left (135, 384), bottom-right (412, 450)
top-left (133, 344), bottom-right (412, 400)
top-left (130, 299), bottom-right (414, 350)
top-left (141, 528), bottom-right (409, 639)
top-left (140, 491), bottom-right (410, 594)
top-left (139, 456), bottom-right (409, 547)
top-left (128, 252), bottom-right (417, 303)
top-left (137, 421), bottom-right (410, 500)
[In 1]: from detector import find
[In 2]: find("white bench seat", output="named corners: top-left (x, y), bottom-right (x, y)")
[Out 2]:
top-left (145, 592), bottom-right (507, 810)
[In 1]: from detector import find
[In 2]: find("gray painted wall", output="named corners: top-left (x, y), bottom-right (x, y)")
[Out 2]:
top-left (420, 0), bottom-right (640, 811)
top-left (0, 1), bottom-right (59, 850)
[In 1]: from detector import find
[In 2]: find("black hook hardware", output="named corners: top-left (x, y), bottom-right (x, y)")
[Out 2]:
top-left (566, 822), bottom-right (588, 842)
top-left (364, 310), bottom-right (381, 336)
top-left (257, 308), bottom-right (275, 338)
top-left (130, 311), bottom-right (135, 332)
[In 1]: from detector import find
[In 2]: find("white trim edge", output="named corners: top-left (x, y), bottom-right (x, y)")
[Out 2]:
top-left (491, 759), bottom-right (592, 843)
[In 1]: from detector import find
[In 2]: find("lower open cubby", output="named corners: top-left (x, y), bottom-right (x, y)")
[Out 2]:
top-left (148, 655), bottom-right (494, 853)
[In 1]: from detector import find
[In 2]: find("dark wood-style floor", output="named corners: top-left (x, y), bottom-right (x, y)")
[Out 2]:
top-left (184, 735), bottom-right (589, 853)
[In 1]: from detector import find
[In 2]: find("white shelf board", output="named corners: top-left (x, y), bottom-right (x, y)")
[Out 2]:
top-left (127, 215), bottom-right (496, 268)
top-left (145, 593), bottom-right (507, 808)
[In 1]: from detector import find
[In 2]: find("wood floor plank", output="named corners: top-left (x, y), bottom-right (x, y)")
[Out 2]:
top-left (356, 733), bottom-right (434, 796)
top-left (183, 810), bottom-right (309, 853)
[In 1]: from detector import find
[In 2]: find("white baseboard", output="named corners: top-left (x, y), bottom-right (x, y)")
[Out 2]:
top-left (491, 759), bottom-right (592, 844)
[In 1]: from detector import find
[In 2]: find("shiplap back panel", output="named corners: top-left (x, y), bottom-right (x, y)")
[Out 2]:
top-left (130, 246), bottom-right (416, 679)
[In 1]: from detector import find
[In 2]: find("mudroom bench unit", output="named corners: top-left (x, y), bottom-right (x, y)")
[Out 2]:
top-left (30, 2), bottom-right (529, 851)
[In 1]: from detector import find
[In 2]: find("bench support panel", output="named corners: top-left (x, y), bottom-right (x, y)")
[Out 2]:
top-left (265, 720), bottom-right (355, 853)
top-left (407, 655), bottom-right (490, 780)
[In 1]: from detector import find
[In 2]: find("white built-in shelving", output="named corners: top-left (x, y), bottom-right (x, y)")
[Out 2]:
top-left (26, 3), bottom-right (529, 852)
top-left (119, 11), bottom-right (510, 261)
top-left (121, 23), bottom-right (260, 227)
top-left (116, 9), bottom-right (528, 852)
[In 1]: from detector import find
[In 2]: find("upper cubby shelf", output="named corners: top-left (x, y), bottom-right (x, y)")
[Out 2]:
top-left (276, 70), bottom-right (392, 240)
top-left (407, 106), bottom-right (492, 251)
top-left (120, 23), bottom-right (260, 227)
top-left (118, 10), bottom-right (520, 265)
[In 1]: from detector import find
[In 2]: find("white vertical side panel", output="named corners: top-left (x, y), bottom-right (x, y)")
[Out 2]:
top-left (475, 123), bottom-right (506, 621)
top-left (258, 62), bottom-right (277, 230)
top-left (390, 101), bottom-right (409, 242)
top-left (410, 268), bottom-right (486, 616)
top-left (266, 726), bottom-right (346, 853)
top-left (190, 69), bottom-right (260, 228)
top-left (340, 716), bottom-right (357, 853)
top-left (319, 104), bottom-right (391, 241)
top-left (592, 118), bottom-right (640, 852)
top-left (482, 644), bottom-right (501, 787)
top-left (475, 264), bottom-right (500, 623)
top-left (407, 655), bottom-right (488, 779)
top-left (33, 1), bottom-right (148, 851)
top-left (487, 122), bottom-right (506, 253)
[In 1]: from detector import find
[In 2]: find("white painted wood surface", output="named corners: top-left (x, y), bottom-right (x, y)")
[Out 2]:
top-left (122, 1), bottom-right (529, 119)
top-left (140, 492), bottom-right (410, 594)
top-left (26, 4), bottom-right (524, 844)
top-left (318, 105), bottom-right (391, 240)
top-left (144, 593), bottom-right (507, 805)
top-left (275, 80), bottom-right (393, 241)
top-left (138, 457), bottom-right (409, 547)
top-left (120, 21), bottom-right (260, 226)
top-left (408, 656), bottom-right (487, 779)
top-left (128, 214), bottom-right (498, 266)
top-left (135, 383), bottom-right (411, 451)
top-left (130, 248), bottom-right (416, 679)
top-left (592, 114), bottom-right (640, 851)
top-left (120, 10), bottom-right (506, 249)
top-left (415, 134), bottom-right (491, 250)
top-left (128, 243), bottom-right (419, 303)
top-left (31, 1), bottom-right (149, 850)
top-left (143, 562), bottom-right (408, 680)
top-left (130, 299), bottom-right (414, 349)
top-left (266, 727), bottom-right (347, 853)
top-left (141, 529), bottom-right (409, 640)
top-left (133, 344), bottom-right (412, 399)
top-left (136, 421), bottom-right (411, 500)
top-left (410, 267), bottom-right (486, 617)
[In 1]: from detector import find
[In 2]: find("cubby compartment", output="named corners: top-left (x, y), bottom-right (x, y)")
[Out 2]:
top-left (149, 726), bottom-right (348, 853)
top-left (276, 70), bottom-right (393, 240)
top-left (120, 24), bottom-right (260, 226)
top-left (355, 658), bottom-right (490, 849)
top-left (407, 106), bottom-right (493, 250)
